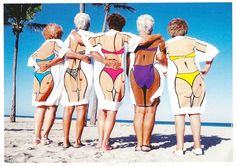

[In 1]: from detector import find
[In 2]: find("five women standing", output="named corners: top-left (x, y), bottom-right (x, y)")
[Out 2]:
top-left (28, 12), bottom-right (218, 155)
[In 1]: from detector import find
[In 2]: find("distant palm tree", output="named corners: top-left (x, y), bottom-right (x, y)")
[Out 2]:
top-left (4, 4), bottom-right (46, 122)
top-left (89, 3), bottom-right (136, 125)
top-left (92, 3), bottom-right (136, 32)
top-left (80, 3), bottom-right (85, 13)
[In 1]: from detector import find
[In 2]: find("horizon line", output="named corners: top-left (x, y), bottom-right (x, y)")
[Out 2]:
top-left (4, 115), bottom-right (233, 127)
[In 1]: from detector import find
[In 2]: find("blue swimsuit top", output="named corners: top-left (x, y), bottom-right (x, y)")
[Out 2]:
top-left (36, 54), bottom-right (56, 63)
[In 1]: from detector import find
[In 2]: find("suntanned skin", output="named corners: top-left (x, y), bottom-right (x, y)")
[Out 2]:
top-left (88, 26), bottom-right (164, 151)
top-left (130, 32), bottom-right (167, 151)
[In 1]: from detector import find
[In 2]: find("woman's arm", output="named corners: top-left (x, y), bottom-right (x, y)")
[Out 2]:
top-left (139, 34), bottom-right (163, 46)
top-left (90, 51), bottom-right (121, 69)
top-left (64, 50), bottom-right (90, 64)
top-left (201, 60), bottom-right (214, 77)
top-left (39, 56), bottom-right (64, 72)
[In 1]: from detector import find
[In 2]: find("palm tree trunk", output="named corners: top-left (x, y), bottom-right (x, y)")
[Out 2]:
top-left (10, 31), bottom-right (20, 122)
top-left (79, 3), bottom-right (87, 126)
top-left (80, 3), bottom-right (85, 13)
top-left (89, 90), bottom-right (97, 125)
top-left (89, 3), bottom-right (110, 125)
top-left (102, 3), bottom-right (110, 32)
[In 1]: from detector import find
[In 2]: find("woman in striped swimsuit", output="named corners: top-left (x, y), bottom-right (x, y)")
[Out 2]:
top-left (28, 23), bottom-right (88, 145)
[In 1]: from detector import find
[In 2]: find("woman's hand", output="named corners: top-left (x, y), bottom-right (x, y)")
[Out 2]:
top-left (81, 55), bottom-right (91, 64)
top-left (38, 63), bottom-right (50, 72)
top-left (201, 70), bottom-right (208, 77)
top-left (105, 59), bottom-right (121, 69)
top-left (201, 60), bottom-right (214, 77)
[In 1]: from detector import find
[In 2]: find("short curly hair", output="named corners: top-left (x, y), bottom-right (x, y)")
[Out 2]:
top-left (107, 13), bottom-right (126, 32)
top-left (74, 13), bottom-right (90, 30)
top-left (137, 14), bottom-right (155, 35)
top-left (42, 23), bottom-right (63, 39)
top-left (168, 18), bottom-right (188, 37)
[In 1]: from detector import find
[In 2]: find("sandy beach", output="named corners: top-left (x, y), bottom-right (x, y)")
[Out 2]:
top-left (4, 117), bottom-right (233, 163)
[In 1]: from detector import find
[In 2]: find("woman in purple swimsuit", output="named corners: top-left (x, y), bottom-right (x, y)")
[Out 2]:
top-left (128, 14), bottom-right (167, 152)
top-left (87, 13), bottom-right (163, 151)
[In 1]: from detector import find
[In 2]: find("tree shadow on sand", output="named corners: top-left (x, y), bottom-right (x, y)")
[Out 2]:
top-left (106, 134), bottom-right (231, 151)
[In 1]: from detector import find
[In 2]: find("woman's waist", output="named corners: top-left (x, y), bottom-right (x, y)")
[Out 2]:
top-left (175, 65), bottom-right (198, 73)
top-left (176, 70), bottom-right (200, 76)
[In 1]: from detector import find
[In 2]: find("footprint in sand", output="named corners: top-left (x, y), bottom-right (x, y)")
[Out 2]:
top-left (94, 151), bottom-right (103, 159)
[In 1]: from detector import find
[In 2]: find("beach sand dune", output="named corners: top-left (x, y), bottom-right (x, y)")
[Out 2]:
top-left (4, 118), bottom-right (233, 163)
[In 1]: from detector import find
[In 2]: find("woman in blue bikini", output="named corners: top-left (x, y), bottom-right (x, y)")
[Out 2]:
top-left (28, 23), bottom-right (89, 145)
top-left (128, 14), bottom-right (167, 152)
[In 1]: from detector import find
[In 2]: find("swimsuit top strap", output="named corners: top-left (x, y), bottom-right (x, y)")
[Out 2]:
top-left (36, 54), bottom-right (56, 63)
top-left (101, 47), bottom-right (124, 55)
top-left (139, 47), bottom-right (158, 51)
top-left (169, 52), bottom-right (195, 61)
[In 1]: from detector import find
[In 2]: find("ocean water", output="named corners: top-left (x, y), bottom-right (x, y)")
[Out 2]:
top-left (4, 115), bottom-right (233, 127)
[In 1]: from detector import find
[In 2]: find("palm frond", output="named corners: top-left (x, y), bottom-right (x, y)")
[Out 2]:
top-left (112, 3), bottom-right (136, 13)
top-left (27, 23), bottom-right (47, 32)
top-left (92, 3), bottom-right (103, 7)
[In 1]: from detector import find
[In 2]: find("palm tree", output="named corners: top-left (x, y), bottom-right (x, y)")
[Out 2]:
top-left (4, 4), bottom-right (46, 122)
top-left (80, 3), bottom-right (85, 13)
top-left (89, 3), bottom-right (136, 125)
top-left (92, 3), bottom-right (136, 32)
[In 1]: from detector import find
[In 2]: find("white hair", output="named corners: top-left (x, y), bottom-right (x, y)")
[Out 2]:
top-left (137, 14), bottom-right (155, 34)
top-left (74, 13), bottom-right (90, 30)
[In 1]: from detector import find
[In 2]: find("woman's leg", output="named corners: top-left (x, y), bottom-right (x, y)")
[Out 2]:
top-left (102, 110), bottom-right (117, 150)
top-left (133, 105), bottom-right (145, 149)
top-left (34, 106), bottom-right (47, 143)
top-left (97, 109), bottom-right (106, 148)
top-left (74, 104), bottom-right (88, 146)
top-left (42, 105), bottom-right (57, 140)
top-left (175, 114), bottom-right (186, 151)
top-left (189, 113), bottom-right (201, 149)
top-left (63, 106), bottom-right (75, 147)
top-left (142, 100), bottom-right (158, 147)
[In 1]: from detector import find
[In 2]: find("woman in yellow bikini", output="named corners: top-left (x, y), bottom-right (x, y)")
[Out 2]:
top-left (166, 18), bottom-right (219, 156)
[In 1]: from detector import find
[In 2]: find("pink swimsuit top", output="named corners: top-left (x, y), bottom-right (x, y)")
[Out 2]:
top-left (101, 47), bottom-right (124, 55)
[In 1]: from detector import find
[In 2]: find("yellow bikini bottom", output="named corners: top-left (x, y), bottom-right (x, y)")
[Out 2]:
top-left (176, 71), bottom-right (200, 86)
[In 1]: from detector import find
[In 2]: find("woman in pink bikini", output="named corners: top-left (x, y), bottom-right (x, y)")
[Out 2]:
top-left (87, 13), bottom-right (163, 151)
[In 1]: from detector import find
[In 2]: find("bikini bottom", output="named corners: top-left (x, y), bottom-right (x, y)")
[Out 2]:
top-left (102, 67), bottom-right (124, 81)
top-left (175, 71), bottom-right (200, 86)
top-left (34, 71), bottom-right (51, 85)
top-left (66, 68), bottom-right (79, 80)
top-left (133, 64), bottom-right (154, 89)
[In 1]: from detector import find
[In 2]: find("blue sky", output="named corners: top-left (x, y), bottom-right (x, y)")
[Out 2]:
top-left (4, 3), bottom-right (232, 123)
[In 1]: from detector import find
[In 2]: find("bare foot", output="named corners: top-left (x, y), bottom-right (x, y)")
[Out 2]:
top-left (102, 144), bottom-right (113, 151)
top-left (73, 142), bottom-right (85, 148)
top-left (33, 138), bottom-right (41, 145)
top-left (63, 142), bottom-right (71, 149)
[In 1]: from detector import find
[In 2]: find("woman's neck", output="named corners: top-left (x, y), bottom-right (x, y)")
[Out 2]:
top-left (139, 32), bottom-right (150, 37)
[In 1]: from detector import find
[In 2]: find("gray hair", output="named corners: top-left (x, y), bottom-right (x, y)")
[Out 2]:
top-left (74, 13), bottom-right (90, 30)
top-left (137, 14), bottom-right (155, 34)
